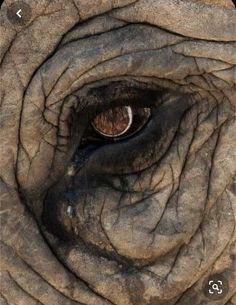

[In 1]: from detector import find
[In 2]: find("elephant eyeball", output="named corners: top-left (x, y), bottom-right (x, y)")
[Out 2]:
top-left (91, 106), bottom-right (133, 138)
top-left (90, 106), bottom-right (151, 140)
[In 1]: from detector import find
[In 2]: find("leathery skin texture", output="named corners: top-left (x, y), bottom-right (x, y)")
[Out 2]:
top-left (0, 0), bottom-right (236, 304)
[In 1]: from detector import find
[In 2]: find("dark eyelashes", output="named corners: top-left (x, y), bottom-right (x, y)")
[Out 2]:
top-left (76, 81), bottom-right (167, 114)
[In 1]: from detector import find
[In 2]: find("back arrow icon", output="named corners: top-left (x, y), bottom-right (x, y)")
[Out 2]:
top-left (7, 2), bottom-right (31, 26)
top-left (16, 9), bottom-right (22, 18)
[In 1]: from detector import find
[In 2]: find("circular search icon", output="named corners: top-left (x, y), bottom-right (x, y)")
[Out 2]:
top-left (203, 274), bottom-right (229, 300)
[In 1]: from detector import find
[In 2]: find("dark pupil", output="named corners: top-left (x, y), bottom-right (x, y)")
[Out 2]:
top-left (92, 106), bottom-right (132, 138)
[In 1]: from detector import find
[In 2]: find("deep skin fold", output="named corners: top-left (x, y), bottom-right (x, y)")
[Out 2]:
top-left (0, 1), bottom-right (236, 305)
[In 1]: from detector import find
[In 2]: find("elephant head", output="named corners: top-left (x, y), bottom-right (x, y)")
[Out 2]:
top-left (0, 0), bottom-right (235, 304)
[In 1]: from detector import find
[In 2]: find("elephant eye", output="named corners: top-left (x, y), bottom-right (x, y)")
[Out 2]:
top-left (76, 82), bottom-right (160, 148)
top-left (90, 106), bottom-right (151, 140)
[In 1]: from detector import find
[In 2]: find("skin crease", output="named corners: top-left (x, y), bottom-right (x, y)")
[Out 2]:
top-left (0, 0), bottom-right (236, 304)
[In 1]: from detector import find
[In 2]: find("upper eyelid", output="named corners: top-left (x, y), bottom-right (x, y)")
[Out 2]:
top-left (44, 81), bottom-right (186, 129)
top-left (39, 24), bottom-right (207, 107)
top-left (78, 83), bottom-right (165, 107)
top-left (60, 15), bottom-right (128, 46)
top-left (26, 24), bottom-right (231, 127)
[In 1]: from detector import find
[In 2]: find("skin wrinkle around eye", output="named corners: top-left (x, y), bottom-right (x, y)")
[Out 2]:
top-left (43, 93), bottom-right (233, 263)
top-left (41, 25), bottom-right (186, 103)
top-left (25, 23), bottom-right (230, 110)
top-left (110, 0), bottom-right (236, 41)
top-left (41, 74), bottom-right (235, 303)
top-left (17, 21), bottom-right (234, 196)
top-left (172, 41), bottom-right (236, 65)
top-left (17, 25), bottom-right (186, 190)
top-left (60, 15), bottom-right (128, 46)
top-left (0, 1), bottom-right (233, 305)
top-left (44, 37), bottom-right (232, 105)
top-left (44, 187), bottom-right (234, 303)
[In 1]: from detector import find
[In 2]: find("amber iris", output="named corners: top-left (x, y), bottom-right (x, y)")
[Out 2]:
top-left (92, 106), bottom-right (133, 138)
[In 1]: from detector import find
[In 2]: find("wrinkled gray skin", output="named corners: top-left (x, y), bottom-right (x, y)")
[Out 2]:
top-left (0, 0), bottom-right (236, 304)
